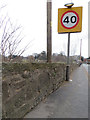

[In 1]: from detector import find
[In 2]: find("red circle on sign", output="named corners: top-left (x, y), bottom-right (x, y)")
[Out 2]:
top-left (61, 10), bottom-right (79, 29)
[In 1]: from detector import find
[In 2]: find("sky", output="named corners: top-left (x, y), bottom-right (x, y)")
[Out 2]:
top-left (0, 0), bottom-right (89, 58)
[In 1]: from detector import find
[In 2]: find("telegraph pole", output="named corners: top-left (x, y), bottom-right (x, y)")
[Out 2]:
top-left (47, 0), bottom-right (52, 63)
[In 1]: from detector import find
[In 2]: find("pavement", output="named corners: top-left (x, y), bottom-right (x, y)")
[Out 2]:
top-left (24, 64), bottom-right (88, 118)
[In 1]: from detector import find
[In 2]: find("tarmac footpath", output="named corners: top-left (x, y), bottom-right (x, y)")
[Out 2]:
top-left (24, 65), bottom-right (88, 118)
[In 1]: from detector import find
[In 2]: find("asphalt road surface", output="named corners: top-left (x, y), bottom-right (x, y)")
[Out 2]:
top-left (0, 62), bottom-right (2, 119)
top-left (87, 64), bottom-right (90, 119)
top-left (83, 64), bottom-right (90, 74)
top-left (24, 64), bottom-right (88, 118)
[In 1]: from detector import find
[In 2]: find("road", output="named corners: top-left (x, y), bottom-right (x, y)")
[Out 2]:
top-left (24, 64), bottom-right (88, 118)
top-left (87, 64), bottom-right (90, 119)
top-left (0, 62), bottom-right (2, 119)
top-left (83, 64), bottom-right (90, 119)
top-left (83, 64), bottom-right (90, 73)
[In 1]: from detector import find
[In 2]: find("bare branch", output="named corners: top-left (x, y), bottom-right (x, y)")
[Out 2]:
top-left (0, 7), bottom-right (31, 62)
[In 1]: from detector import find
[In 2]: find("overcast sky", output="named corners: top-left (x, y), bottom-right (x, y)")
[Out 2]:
top-left (1, 0), bottom-right (89, 58)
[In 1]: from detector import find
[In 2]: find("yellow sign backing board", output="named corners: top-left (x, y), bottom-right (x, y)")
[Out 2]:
top-left (58, 7), bottom-right (82, 33)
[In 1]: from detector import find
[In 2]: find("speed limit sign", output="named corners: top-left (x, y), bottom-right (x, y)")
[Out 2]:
top-left (61, 11), bottom-right (79, 29)
top-left (58, 7), bottom-right (82, 33)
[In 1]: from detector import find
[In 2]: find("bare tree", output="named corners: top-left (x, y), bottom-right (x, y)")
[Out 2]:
top-left (0, 14), bottom-right (31, 62)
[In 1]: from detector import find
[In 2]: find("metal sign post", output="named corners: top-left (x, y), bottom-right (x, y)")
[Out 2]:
top-left (66, 32), bottom-right (70, 81)
top-left (80, 39), bottom-right (82, 61)
top-left (58, 3), bottom-right (82, 81)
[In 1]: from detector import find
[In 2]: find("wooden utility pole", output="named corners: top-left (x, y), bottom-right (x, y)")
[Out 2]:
top-left (47, 0), bottom-right (52, 63)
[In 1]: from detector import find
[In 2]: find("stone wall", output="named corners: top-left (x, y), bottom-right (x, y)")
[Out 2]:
top-left (2, 63), bottom-right (77, 118)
